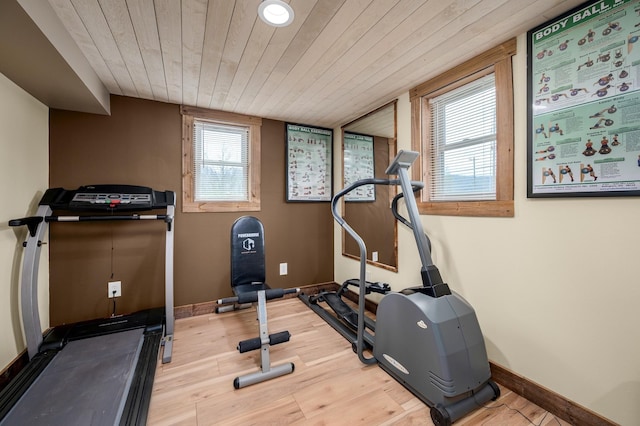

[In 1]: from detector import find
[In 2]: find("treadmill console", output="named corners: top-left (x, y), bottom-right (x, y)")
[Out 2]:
top-left (41, 185), bottom-right (174, 211)
top-left (71, 191), bottom-right (152, 207)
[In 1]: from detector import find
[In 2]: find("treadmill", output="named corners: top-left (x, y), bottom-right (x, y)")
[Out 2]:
top-left (1, 185), bottom-right (175, 425)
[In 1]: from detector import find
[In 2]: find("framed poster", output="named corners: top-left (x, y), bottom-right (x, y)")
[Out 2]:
top-left (528, 0), bottom-right (640, 197)
top-left (343, 132), bottom-right (375, 201)
top-left (286, 123), bottom-right (333, 202)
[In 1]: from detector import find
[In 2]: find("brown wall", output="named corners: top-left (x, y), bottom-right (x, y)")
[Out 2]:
top-left (48, 95), bottom-right (334, 325)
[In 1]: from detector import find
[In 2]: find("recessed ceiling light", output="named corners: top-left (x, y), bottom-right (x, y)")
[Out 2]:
top-left (258, 0), bottom-right (294, 27)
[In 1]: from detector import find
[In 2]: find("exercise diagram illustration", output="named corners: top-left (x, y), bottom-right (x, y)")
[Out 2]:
top-left (286, 125), bottom-right (331, 200)
top-left (530, 1), bottom-right (640, 195)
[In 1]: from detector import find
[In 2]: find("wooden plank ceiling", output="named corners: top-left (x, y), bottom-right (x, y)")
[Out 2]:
top-left (46, 0), bottom-right (585, 128)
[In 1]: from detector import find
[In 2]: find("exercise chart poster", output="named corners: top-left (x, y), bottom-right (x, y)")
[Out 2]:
top-left (343, 132), bottom-right (375, 201)
top-left (286, 123), bottom-right (333, 202)
top-left (528, 0), bottom-right (640, 197)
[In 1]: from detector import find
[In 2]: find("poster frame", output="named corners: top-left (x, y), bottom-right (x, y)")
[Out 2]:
top-left (343, 131), bottom-right (376, 202)
top-left (527, 0), bottom-right (640, 198)
top-left (285, 122), bottom-right (333, 202)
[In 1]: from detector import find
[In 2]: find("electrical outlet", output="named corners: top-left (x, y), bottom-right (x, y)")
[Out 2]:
top-left (108, 281), bottom-right (122, 298)
top-left (279, 263), bottom-right (288, 275)
top-left (372, 251), bottom-right (379, 262)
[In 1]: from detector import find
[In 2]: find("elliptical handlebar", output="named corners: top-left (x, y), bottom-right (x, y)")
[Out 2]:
top-left (331, 166), bottom-right (425, 364)
top-left (332, 178), bottom-right (424, 225)
top-left (331, 178), bottom-right (398, 225)
top-left (331, 177), bottom-right (427, 260)
top-left (331, 150), bottom-right (451, 363)
top-left (390, 183), bottom-right (423, 227)
top-left (391, 185), bottom-right (432, 252)
top-left (332, 178), bottom-right (398, 364)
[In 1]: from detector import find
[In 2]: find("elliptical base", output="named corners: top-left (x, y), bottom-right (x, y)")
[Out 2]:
top-left (380, 359), bottom-right (499, 425)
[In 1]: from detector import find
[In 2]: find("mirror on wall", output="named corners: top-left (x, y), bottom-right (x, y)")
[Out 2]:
top-left (341, 101), bottom-right (397, 272)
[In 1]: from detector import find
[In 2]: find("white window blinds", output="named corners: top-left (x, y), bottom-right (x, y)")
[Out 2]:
top-left (193, 120), bottom-right (249, 201)
top-left (429, 73), bottom-right (496, 201)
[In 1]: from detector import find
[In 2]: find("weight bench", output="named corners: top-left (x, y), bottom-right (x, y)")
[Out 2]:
top-left (216, 216), bottom-right (298, 388)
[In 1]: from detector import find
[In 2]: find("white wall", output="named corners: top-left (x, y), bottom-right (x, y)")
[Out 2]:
top-left (0, 72), bottom-right (49, 369)
top-left (334, 34), bottom-right (639, 426)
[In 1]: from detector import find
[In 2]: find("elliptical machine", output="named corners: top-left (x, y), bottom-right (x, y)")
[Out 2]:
top-left (302, 150), bottom-right (499, 425)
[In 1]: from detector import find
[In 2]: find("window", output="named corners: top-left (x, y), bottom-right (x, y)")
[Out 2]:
top-left (181, 106), bottom-right (261, 212)
top-left (430, 74), bottom-right (496, 201)
top-left (410, 38), bottom-right (515, 217)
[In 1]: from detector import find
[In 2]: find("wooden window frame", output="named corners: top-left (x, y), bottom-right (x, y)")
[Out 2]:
top-left (410, 38), bottom-right (516, 217)
top-left (181, 105), bottom-right (262, 213)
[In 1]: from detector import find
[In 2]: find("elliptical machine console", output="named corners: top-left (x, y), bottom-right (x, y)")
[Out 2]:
top-left (305, 150), bottom-right (499, 425)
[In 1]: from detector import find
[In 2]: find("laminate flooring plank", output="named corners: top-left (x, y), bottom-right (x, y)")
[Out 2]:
top-left (148, 298), bottom-right (568, 425)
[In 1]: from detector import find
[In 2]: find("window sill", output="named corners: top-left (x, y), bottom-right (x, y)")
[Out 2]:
top-left (417, 200), bottom-right (514, 217)
top-left (183, 200), bottom-right (260, 213)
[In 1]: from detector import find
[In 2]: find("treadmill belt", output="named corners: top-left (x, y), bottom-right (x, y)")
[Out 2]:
top-left (1, 328), bottom-right (144, 426)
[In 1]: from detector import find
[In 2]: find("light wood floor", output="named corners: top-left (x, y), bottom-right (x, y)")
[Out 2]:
top-left (148, 298), bottom-right (571, 425)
